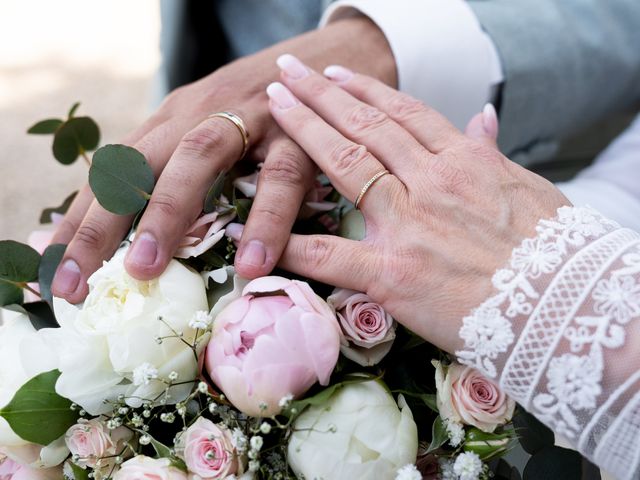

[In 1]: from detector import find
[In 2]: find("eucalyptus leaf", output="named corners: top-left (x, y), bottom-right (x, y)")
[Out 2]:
top-left (52, 117), bottom-right (100, 164)
top-left (68, 116), bottom-right (100, 152)
top-left (27, 118), bottom-right (63, 134)
top-left (426, 416), bottom-right (448, 453)
top-left (204, 171), bottom-right (227, 214)
top-left (0, 370), bottom-right (78, 445)
top-left (40, 191), bottom-right (78, 224)
top-left (0, 240), bottom-right (41, 282)
top-left (21, 301), bottom-right (59, 330)
top-left (513, 405), bottom-right (554, 454)
top-left (68, 102), bottom-right (81, 118)
top-left (89, 144), bottom-right (155, 215)
top-left (234, 198), bottom-right (252, 223)
top-left (523, 446), bottom-right (582, 480)
top-left (38, 244), bottom-right (66, 305)
top-left (0, 280), bottom-right (23, 306)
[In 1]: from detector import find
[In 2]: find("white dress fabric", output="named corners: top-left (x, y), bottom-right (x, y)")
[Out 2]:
top-left (456, 206), bottom-right (640, 480)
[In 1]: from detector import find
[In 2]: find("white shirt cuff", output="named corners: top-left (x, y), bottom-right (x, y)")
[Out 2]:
top-left (320, 0), bottom-right (504, 130)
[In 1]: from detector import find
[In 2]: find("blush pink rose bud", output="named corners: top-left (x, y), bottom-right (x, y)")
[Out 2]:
top-left (328, 288), bottom-right (396, 366)
top-left (178, 418), bottom-right (241, 479)
top-left (434, 361), bottom-right (515, 433)
top-left (205, 276), bottom-right (341, 416)
top-left (113, 456), bottom-right (187, 480)
top-left (65, 418), bottom-right (133, 471)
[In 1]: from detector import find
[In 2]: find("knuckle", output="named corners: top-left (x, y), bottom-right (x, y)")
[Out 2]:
top-left (179, 126), bottom-right (226, 157)
top-left (386, 93), bottom-right (427, 121)
top-left (429, 156), bottom-right (473, 195)
top-left (330, 143), bottom-right (373, 174)
top-left (303, 236), bottom-right (334, 270)
top-left (261, 150), bottom-right (306, 186)
top-left (306, 77), bottom-right (331, 98)
top-left (344, 105), bottom-right (388, 136)
top-left (74, 221), bottom-right (107, 250)
top-left (148, 192), bottom-right (181, 219)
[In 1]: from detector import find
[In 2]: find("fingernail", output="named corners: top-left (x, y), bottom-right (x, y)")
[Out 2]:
top-left (266, 82), bottom-right (299, 110)
top-left (127, 232), bottom-right (158, 267)
top-left (276, 54), bottom-right (309, 80)
top-left (225, 223), bottom-right (244, 244)
top-left (239, 240), bottom-right (266, 268)
top-left (53, 259), bottom-right (81, 295)
top-left (323, 65), bottom-right (353, 83)
top-left (482, 103), bottom-right (499, 138)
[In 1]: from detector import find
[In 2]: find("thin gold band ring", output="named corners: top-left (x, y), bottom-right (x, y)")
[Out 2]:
top-left (208, 111), bottom-right (250, 159)
top-left (354, 169), bottom-right (390, 210)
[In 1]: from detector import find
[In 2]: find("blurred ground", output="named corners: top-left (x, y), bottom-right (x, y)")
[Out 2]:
top-left (0, 0), bottom-right (161, 242)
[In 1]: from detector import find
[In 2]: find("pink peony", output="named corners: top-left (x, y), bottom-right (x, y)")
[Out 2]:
top-left (205, 276), bottom-right (341, 416)
top-left (65, 418), bottom-right (132, 471)
top-left (434, 361), bottom-right (515, 433)
top-left (179, 418), bottom-right (240, 479)
top-left (328, 288), bottom-right (396, 366)
top-left (113, 456), bottom-right (186, 480)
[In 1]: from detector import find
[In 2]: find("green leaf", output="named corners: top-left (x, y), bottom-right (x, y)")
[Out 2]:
top-left (0, 280), bottom-right (23, 307)
top-left (52, 117), bottom-right (100, 164)
top-left (0, 240), bottom-right (41, 282)
top-left (40, 191), bottom-right (78, 224)
top-left (69, 462), bottom-right (90, 480)
top-left (21, 301), bottom-right (59, 330)
top-left (204, 171), bottom-right (227, 214)
top-left (523, 446), bottom-right (582, 480)
top-left (27, 118), bottom-right (63, 134)
top-left (426, 416), bottom-right (448, 453)
top-left (89, 144), bottom-right (155, 215)
top-left (393, 390), bottom-right (438, 413)
top-left (38, 244), bottom-right (66, 305)
top-left (513, 405), bottom-right (554, 454)
top-left (133, 429), bottom-right (188, 472)
top-left (68, 117), bottom-right (100, 152)
top-left (0, 370), bottom-right (78, 445)
top-left (68, 102), bottom-right (81, 119)
top-left (234, 198), bottom-right (252, 223)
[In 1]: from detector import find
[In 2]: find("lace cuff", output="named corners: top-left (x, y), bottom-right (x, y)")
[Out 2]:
top-left (456, 206), bottom-right (640, 479)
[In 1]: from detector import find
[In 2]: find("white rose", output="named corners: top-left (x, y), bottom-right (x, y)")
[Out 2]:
top-left (0, 309), bottom-right (68, 468)
top-left (39, 247), bottom-right (209, 415)
top-left (288, 379), bottom-right (418, 479)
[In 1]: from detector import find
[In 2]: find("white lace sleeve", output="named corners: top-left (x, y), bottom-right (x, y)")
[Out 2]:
top-left (456, 206), bottom-right (640, 480)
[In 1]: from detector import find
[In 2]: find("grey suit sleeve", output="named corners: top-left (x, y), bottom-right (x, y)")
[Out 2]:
top-left (469, 0), bottom-right (640, 166)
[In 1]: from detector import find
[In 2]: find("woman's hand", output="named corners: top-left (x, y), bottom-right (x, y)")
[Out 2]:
top-left (266, 55), bottom-right (570, 353)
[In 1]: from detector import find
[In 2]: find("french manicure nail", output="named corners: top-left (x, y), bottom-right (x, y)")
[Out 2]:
top-left (127, 232), bottom-right (158, 267)
top-left (266, 82), bottom-right (299, 110)
top-left (323, 65), bottom-right (354, 83)
top-left (482, 103), bottom-right (499, 138)
top-left (225, 223), bottom-right (244, 244)
top-left (239, 240), bottom-right (267, 268)
top-left (53, 259), bottom-right (81, 295)
top-left (276, 54), bottom-right (309, 80)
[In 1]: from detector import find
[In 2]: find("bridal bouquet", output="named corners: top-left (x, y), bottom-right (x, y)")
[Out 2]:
top-left (0, 105), bottom-right (573, 480)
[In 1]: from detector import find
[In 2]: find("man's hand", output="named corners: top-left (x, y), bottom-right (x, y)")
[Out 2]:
top-left (51, 16), bottom-right (396, 304)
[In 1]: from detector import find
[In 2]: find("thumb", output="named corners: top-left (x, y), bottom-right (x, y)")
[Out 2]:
top-left (464, 103), bottom-right (499, 150)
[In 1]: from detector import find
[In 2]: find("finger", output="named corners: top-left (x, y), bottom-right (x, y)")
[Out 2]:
top-left (323, 66), bottom-right (465, 153)
top-left (266, 82), bottom-right (402, 212)
top-left (124, 115), bottom-right (246, 280)
top-left (52, 121), bottom-right (186, 303)
top-left (235, 138), bottom-right (316, 279)
top-left (279, 233), bottom-right (374, 293)
top-left (464, 104), bottom-right (499, 150)
top-left (276, 54), bottom-right (429, 182)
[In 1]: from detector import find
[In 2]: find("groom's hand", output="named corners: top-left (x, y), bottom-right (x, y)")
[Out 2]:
top-left (50, 16), bottom-right (396, 304)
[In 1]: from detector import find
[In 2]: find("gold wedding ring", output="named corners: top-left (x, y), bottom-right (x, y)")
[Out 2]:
top-left (354, 169), bottom-right (390, 210)
top-left (208, 111), bottom-right (250, 159)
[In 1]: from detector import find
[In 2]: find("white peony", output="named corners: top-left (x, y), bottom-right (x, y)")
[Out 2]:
top-left (287, 379), bottom-right (418, 479)
top-left (38, 247), bottom-right (209, 415)
top-left (0, 309), bottom-right (68, 468)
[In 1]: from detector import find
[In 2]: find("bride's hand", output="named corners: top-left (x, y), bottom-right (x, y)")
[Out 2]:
top-left (266, 55), bottom-right (570, 353)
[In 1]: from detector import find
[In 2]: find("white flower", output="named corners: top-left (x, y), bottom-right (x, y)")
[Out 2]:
top-left (592, 275), bottom-right (640, 324)
top-left (288, 379), bottom-right (418, 479)
top-left (395, 463), bottom-right (421, 480)
top-left (188, 310), bottom-right (213, 330)
top-left (278, 394), bottom-right (294, 408)
top-left (133, 363), bottom-right (159, 386)
top-left (546, 353), bottom-right (602, 410)
top-left (446, 420), bottom-right (465, 447)
top-left (40, 246), bottom-right (209, 415)
top-left (453, 452), bottom-right (483, 480)
top-left (250, 436), bottom-right (263, 452)
top-left (459, 307), bottom-right (514, 359)
top-left (439, 458), bottom-right (457, 480)
top-left (511, 237), bottom-right (562, 277)
top-left (232, 428), bottom-right (248, 453)
top-left (259, 422), bottom-right (271, 434)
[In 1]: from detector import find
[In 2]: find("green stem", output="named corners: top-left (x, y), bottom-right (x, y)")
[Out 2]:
top-left (19, 282), bottom-right (41, 298)
top-left (81, 151), bottom-right (91, 166)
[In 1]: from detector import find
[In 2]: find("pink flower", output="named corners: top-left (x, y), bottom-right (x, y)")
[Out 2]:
top-left (205, 276), bottom-right (341, 416)
top-left (0, 456), bottom-right (20, 480)
top-left (178, 418), bottom-right (240, 479)
top-left (65, 418), bottom-right (133, 471)
top-left (113, 456), bottom-right (186, 480)
top-left (328, 288), bottom-right (396, 366)
top-left (434, 361), bottom-right (515, 433)
top-left (0, 456), bottom-right (61, 480)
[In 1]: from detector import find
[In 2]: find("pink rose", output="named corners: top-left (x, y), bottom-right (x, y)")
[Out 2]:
top-left (113, 456), bottom-right (186, 480)
top-left (434, 361), bottom-right (515, 433)
top-left (65, 418), bottom-right (133, 471)
top-left (206, 276), bottom-right (341, 416)
top-left (0, 456), bottom-right (61, 480)
top-left (178, 418), bottom-right (240, 479)
top-left (328, 289), bottom-right (396, 366)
